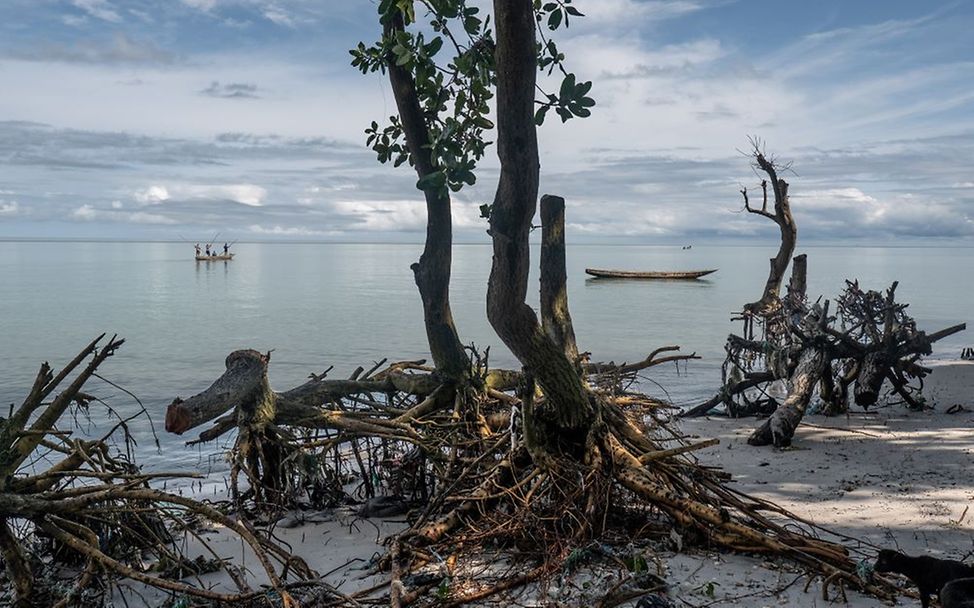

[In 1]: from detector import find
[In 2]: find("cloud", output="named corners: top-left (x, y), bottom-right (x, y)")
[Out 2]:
top-left (72, 203), bottom-right (177, 224)
top-left (70, 0), bottom-right (122, 23)
top-left (134, 183), bottom-right (267, 206)
top-left (262, 5), bottom-right (295, 27)
top-left (200, 81), bottom-right (260, 99)
top-left (5, 33), bottom-right (176, 65)
top-left (248, 224), bottom-right (338, 237)
top-left (182, 0), bottom-right (218, 11)
top-left (0, 200), bottom-right (21, 216)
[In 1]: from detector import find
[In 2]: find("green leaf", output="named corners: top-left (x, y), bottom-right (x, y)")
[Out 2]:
top-left (424, 36), bottom-right (443, 57)
top-left (565, 6), bottom-right (583, 16)
top-left (547, 9), bottom-right (562, 30)
top-left (559, 73), bottom-right (576, 102)
top-left (416, 171), bottom-right (447, 192)
top-left (534, 106), bottom-right (548, 126)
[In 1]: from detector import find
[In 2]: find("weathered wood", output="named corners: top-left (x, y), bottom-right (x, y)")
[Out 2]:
top-left (166, 350), bottom-right (440, 436)
top-left (165, 350), bottom-right (269, 435)
top-left (748, 346), bottom-right (829, 447)
top-left (743, 152), bottom-right (797, 313)
top-left (540, 194), bottom-right (578, 362)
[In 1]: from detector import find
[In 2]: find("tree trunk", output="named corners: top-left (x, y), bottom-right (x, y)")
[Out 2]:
top-left (385, 14), bottom-right (468, 380)
top-left (748, 346), bottom-right (828, 447)
top-left (540, 194), bottom-right (578, 362)
top-left (487, 0), bottom-right (592, 439)
top-left (745, 158), bottom-right (797, 313)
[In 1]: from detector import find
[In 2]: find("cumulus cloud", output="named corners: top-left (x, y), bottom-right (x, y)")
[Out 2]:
top-left (200, 81), bottom-right (260, 99)
top-left (134, 183), bottom-right (266, 206)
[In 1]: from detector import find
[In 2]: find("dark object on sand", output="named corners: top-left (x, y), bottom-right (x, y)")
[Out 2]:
top-left (357, 495), bottom-right (408, 518)
top-left (941, 578), bottom-right (974, 608)
top-left (584, 268), bottom-right (717, 280)
top-left (636, 594), bottom-right (674, 608)
top-left (874, 549), bottom-right (974, 608)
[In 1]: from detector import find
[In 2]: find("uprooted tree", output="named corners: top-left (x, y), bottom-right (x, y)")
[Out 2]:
top-left (683, 142), bottom-right (966, 448)
top-left (0, 336), bottom-right (332, 608)
top-left (159, 3), bottom-right (910, 605)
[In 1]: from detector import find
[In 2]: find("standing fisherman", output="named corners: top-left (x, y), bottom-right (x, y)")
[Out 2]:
top-left (223, 242), bottom-right (229, 255)
top-left (194, 243), bottom-right (201, 256)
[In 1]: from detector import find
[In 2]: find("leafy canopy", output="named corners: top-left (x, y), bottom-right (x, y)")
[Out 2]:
top-left (350, 0), bottom-right (595, 198)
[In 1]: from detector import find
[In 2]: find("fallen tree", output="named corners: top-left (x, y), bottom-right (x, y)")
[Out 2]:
top-left (0, 336), bottom-right (330, 608)
top-left (683, 144), bottom-right (966, 447)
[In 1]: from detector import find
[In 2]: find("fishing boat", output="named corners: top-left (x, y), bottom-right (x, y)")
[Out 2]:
top-left (584, 268), bottom-right (717, 280)
top-left (196, 253), bottom-right (235, 261)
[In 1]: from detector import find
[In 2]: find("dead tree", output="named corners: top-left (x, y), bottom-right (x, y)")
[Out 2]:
top-left (741, 138), bottom-right (797, 316)
top-left (0, 337), bottom-right (317, 607)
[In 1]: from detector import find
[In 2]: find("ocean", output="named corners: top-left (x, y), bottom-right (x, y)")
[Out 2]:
top-left (1, 241), bottom-right (970, 470)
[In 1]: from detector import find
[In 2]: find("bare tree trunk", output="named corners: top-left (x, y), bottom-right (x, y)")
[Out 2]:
top-left (487, 1), bottom-right (591, 437)
top-left (385, 14), bottom-right (468, 380)
top-left (743, 154), bottom-right (797, 313)
top-left (540, 194), bottom-right (578, 362)
top-left (748, 347), bottom-right (828, 447)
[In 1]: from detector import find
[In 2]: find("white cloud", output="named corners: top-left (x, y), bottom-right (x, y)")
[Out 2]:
top-left (262, 5), bottom-right (295, 27)
top-left (72, 204), bottom-right (175, 224)
top-left (134, 185), bottom-right (170, 204)
top-left (71, 0), bottom-right (122, 23)
top-left (182, 0), bottom-right (217, 11)
top-left (331, 200), bottom-right (426, 231)
top-left (134, 183), bottom-right (266, 206)
top-left (248, 224), bottom-right (337, 237)
top-left (72, 204), bottom-right (97, 220)
top-left (0, 200), bottom-right (21, 216)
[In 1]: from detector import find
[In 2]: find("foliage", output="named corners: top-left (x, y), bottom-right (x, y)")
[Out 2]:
top-left (350, 0), bottom-right (595, 199)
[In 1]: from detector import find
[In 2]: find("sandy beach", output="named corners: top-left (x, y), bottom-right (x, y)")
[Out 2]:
top-left (123, 362), bottom-right (973, 607)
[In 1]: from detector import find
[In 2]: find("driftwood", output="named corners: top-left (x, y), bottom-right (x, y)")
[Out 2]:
top-left (685, 143), bottom-right (965, 448)
top-left (686, 262), bottom-right (966, 446)
top-left (0, 337), bottom-right (319, 607)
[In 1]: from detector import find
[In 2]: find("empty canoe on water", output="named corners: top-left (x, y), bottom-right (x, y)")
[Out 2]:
top-left (585, 268), bottom-right (717, 279)
top-left (196, 254), bottom-right (235, 261)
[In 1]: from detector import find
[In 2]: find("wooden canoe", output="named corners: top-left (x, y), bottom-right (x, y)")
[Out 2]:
top-left (196, 254), bottom-right (235, 261)
top-left (585, 268), bottom-right (716, 280)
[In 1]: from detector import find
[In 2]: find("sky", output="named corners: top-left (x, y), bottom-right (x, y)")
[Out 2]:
top-left (0, 0), bottom-right (972, 243)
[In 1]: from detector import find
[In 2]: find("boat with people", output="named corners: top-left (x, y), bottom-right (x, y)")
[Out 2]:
top-left (195, 253), bottom-right (235, 261)
top-left (585, 268), bottom-right (717, 280)
top-left (194, 238), bottom-right (235, 261)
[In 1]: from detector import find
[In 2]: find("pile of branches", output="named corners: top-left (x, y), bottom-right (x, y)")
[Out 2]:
top-left (165, 344), bottom-right (903, 606)
top-left (0, 335), bottom-right (350, 608)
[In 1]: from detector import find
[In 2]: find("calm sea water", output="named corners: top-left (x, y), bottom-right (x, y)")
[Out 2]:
top-left (1, 241), bottom-right (970, 469)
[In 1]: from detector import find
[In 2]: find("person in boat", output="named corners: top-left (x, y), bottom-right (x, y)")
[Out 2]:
top-left (205, 244), bottom-right (211, 256)
top-left (223, 242), bottom-right (229, 255)
top-left (194, 243), bottom-right (201, 256)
